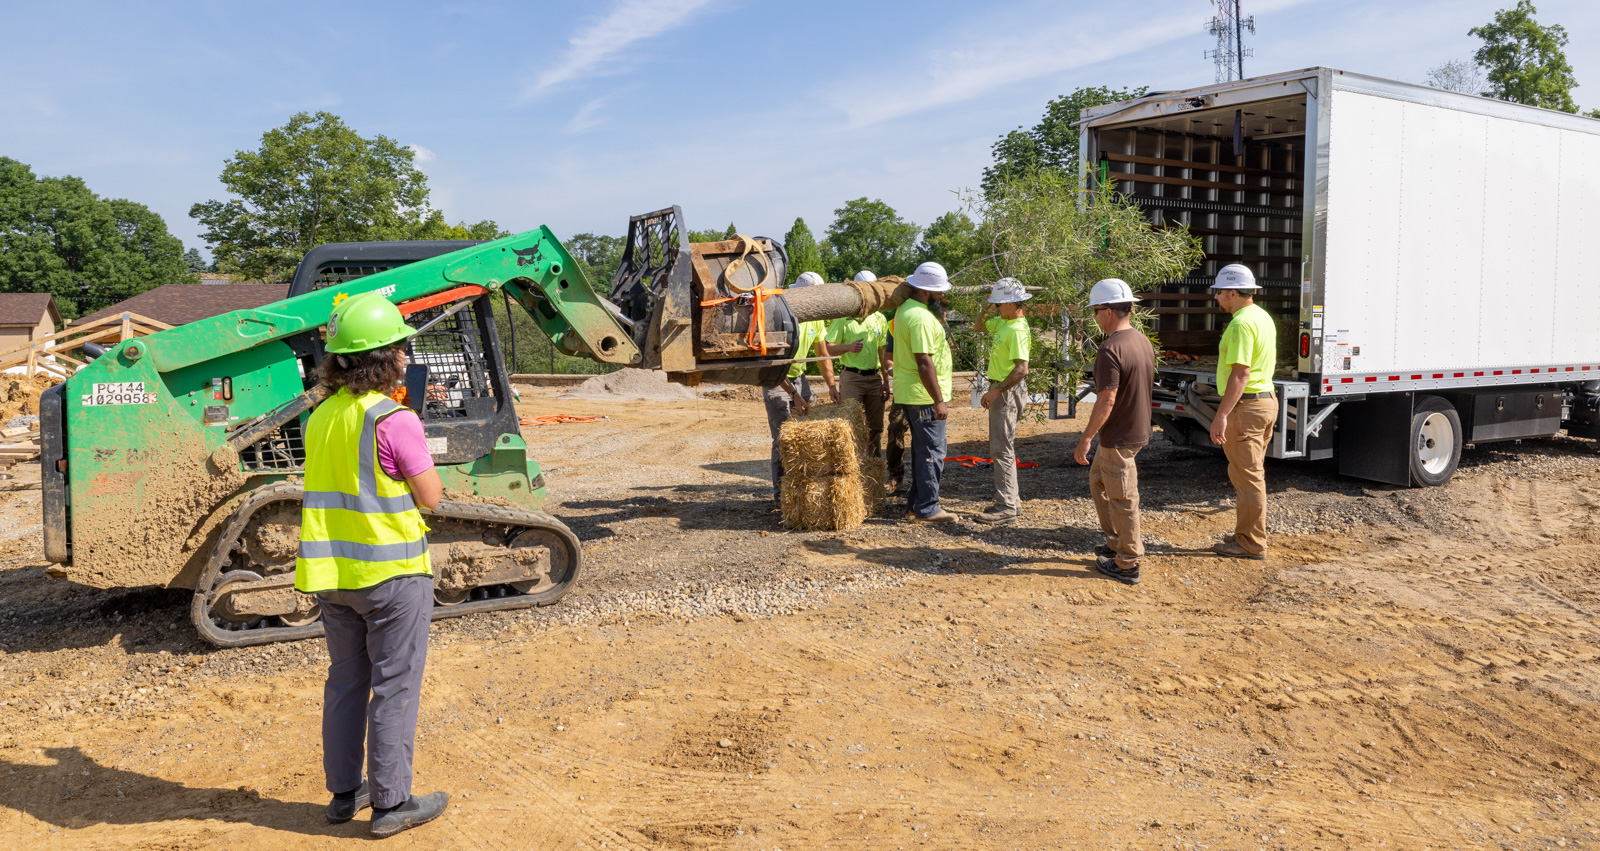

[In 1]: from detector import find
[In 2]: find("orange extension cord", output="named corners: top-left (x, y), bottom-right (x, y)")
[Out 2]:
top-left (520, 414), bottom-right (608, 427)
top-left (943, 455), bottom-right (1039, 469)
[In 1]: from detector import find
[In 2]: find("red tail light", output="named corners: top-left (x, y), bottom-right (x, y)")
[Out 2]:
top-left (1299, 332), bottom-right (1311, 358)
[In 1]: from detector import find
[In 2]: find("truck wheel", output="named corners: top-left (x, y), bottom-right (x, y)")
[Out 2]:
top-left (1410, 396), bottom-right (1462, 487)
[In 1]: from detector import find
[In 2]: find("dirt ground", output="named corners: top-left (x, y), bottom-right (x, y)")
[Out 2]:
top-left (4, 387), bottom-right (1600, 849)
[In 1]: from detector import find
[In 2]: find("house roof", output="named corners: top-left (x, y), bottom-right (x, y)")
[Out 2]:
top-left (69, 283), bottom-right (291, 328)
top-left (0, 293), bottom-right (61, 328)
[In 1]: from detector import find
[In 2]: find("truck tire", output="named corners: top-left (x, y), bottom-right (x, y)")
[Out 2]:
top-left (1409, 395), bottom-right (1462, 487)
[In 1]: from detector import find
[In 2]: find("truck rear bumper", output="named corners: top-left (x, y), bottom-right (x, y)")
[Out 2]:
top-left (1151, 368), bottom-right (1335, 460)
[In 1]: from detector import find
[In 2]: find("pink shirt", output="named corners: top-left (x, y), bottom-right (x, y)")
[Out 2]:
top-left (375, 409), bottom-right (434, 481)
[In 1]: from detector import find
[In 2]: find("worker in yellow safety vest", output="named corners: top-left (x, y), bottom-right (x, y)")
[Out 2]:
top-left (296, 291), bottom-right (449, 839)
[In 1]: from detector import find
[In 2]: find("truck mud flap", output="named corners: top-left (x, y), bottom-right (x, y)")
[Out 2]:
top-left (1335, 392), bottom-right (1412, 486)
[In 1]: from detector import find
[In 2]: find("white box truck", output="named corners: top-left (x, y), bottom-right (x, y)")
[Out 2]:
top-left (1077, 67), bottom-right (1600, 486)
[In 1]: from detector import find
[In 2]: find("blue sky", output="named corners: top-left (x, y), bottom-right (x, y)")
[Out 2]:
top-left (3, 0), bottom-right (1597, 260)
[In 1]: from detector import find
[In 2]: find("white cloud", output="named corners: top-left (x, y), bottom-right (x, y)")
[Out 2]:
top-left (525, 0), bottom-right (718, 98)
top-left (407, 144), bottom-right (437, 167)
top-left (830, 0), bottom-right (1317, 129)
top-left (567, 98), bottom-right (608, 134)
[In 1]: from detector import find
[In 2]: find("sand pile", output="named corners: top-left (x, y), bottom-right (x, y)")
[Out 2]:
top-left (0, 374), bottom-right (59, 422)
top-left (561, 368), bottom-right (698, 401)
top-left (777, 400), bottom-right (886, 531)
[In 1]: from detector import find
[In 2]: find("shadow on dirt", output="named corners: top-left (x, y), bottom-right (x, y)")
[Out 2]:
top-left (0, 577), bottom-right (200, 657)
top-left (0, 746), bottom-right (339, 836)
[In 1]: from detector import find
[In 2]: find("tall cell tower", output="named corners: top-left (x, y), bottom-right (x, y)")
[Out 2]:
top-left (1204, 0), bottom-right (1256, 83)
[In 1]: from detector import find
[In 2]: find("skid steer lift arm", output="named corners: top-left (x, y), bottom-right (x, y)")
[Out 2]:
top-left (131, 227), bottom-right (639, 374)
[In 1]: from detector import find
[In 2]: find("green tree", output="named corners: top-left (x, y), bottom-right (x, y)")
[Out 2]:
top-left (687, 224), bottom-right (734, 243)
top-left (1470, 1), bottom-right (1579, 111)
top-left (981, 85), bottom-right (1148, 196)
top-left (564, 232), bottom-right (626, 285)
top-left (782, 217), bottom-right (825, 285)
top-left (183, 247), bottom-right (208, 273)
top-left (824, 198), bottom-right (919, 281)
top-left (1589, 109), bottom-right (1600, 119)
top-left (947, 170), bottom-right (1202, 391)
top-left (0, 157), bottom-right (194, 318)
top-left (191, 111), bottom-right (437, 281)
top-left (721, 222), bottom-right (738, 239)
top-left (410, 213), bottom-right (506, 242)
top-left (917, 211), bottom-right (984, 280)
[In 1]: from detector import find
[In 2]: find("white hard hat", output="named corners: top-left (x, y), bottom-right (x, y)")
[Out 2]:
top-left (791, 271), bottom-right (824, 288)
top-left (987, 277), bottom-right (1031, 304)
top-left (906, 261), bottom-right (951, 293)
top-left (853, 270), bottom-right (877, 282)
top-left (1088, 278), bottom-right (1140, 306)
top-left (1212, 264), bottom-right (1258, 289)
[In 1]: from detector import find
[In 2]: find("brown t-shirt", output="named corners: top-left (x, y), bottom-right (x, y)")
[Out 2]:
top-left (1092, 328), bottom-right (1155, 448)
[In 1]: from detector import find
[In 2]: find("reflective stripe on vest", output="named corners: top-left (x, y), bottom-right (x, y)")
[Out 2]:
top-left (295, 391), bottom-right (431, 593)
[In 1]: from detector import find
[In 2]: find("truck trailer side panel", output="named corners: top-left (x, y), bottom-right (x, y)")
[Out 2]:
top-left (1319, 79), bottom-right (1600, 390)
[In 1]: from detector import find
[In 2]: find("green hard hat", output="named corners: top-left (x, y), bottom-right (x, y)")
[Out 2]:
top-left (324, 291), bottom-right (417, 354)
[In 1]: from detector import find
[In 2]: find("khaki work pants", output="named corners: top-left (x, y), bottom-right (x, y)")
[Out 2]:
top-left (986, 381), bottom-right (1027, 514)
top-left (1089, 446), bottom-right (1143, 569)
top-left (838, 370), bottom-right (886, 456)
top-left (1222, 397), bottom-right (1277, 556)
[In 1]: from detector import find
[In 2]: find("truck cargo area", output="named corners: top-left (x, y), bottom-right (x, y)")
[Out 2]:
top-left (1092, 93), bottom-right (1306, 357)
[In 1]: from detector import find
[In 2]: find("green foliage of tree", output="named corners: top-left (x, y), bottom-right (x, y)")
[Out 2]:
top-left (0, 157), bottom-right (195, 318)
top-left (1470, 1), bottom-right (1579, 112)
top-left (192, 111), bottom-right (445, 282)
top-left (917, 211), bottom-right (984, 280)
top-left (183, 247), bottom-right (208, 273)
top-left (981, 86), bottom-right (1148, 197)
top-left (946, 170), bottom-right (1202, 392)
top-left (686, 225), bottom-right (732, 243)
top-left (721, 222), bottom-right (738, 240)
top-left (564, 232), bottom-right (626, 286)
top-left (1588, 108), bottom-right (1600, 119)
top-left (410, 213), bottom-right (507, 242)
top-left (824, 198), bottom-right (919, 281)
top-left (782, 217), bottom-right (825, 285)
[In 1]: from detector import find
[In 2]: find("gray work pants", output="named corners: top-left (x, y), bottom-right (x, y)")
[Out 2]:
top-left (764, 375), bottom-right (814, 498)
top-left (906, 404), bottom-right (946, 518)
top-left (838, 370), bottom-right (886, 456)
top-left (987, 381), bottom-right (1027, 514)
top-left (318, 574), bottom-right (433, 809)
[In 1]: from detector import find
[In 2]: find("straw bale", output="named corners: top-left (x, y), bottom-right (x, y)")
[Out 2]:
top-left (779, 473), bottom-right (868, 531)
top-left (861, 454), bottom-right (888, 512)
top-left (778, 400), bottom-right (867, 478)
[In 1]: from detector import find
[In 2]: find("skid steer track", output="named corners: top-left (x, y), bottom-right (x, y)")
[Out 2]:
top-left (190, 482), bottom-right (581, 648)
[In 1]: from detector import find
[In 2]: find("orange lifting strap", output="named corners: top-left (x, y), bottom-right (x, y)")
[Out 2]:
top-left (699, 287), bottom-right (785, 356)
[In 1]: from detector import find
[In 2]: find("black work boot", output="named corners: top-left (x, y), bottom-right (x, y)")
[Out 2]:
top-left (1094, 554), bottom-right (1142, 585)
top-left (371, 791), bottom-right (449, 838)
top-left (326, 780), bottom-right (371, 824)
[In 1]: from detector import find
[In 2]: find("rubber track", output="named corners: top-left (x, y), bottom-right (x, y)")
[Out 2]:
top-left (189, 482), bottom-right (582, 648)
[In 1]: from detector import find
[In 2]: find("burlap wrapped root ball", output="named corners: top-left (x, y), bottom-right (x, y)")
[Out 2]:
top-left (778, 400), bottom-right (872, 530)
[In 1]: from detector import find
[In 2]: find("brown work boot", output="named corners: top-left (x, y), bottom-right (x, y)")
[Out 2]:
top-left (913, 509), bottom-right (958, 524)
top-left (974, 508), bottom-right (1019, 525)
top-left (1212, 541), bottom-right (1265, 560)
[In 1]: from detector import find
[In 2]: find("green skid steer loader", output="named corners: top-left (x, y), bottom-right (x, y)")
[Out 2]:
top-left (40, 207), bottom-right (910, 646)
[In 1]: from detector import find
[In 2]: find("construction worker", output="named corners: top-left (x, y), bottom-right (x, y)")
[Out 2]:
top-left (1208, 263), bottom-right (1278, 560)
top-left (1074, 279), bottom-right (1154, 584)
top-left (296, 291), bottom-right (449, 838)
top-left (823, 270), bottom-right (890, 455)
top-left (976, 278), bottom-right (1031, 525)
top-left (765, 271), bottom-right (832, 503)
top-left (894, 261), bottom-right (956, 523)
